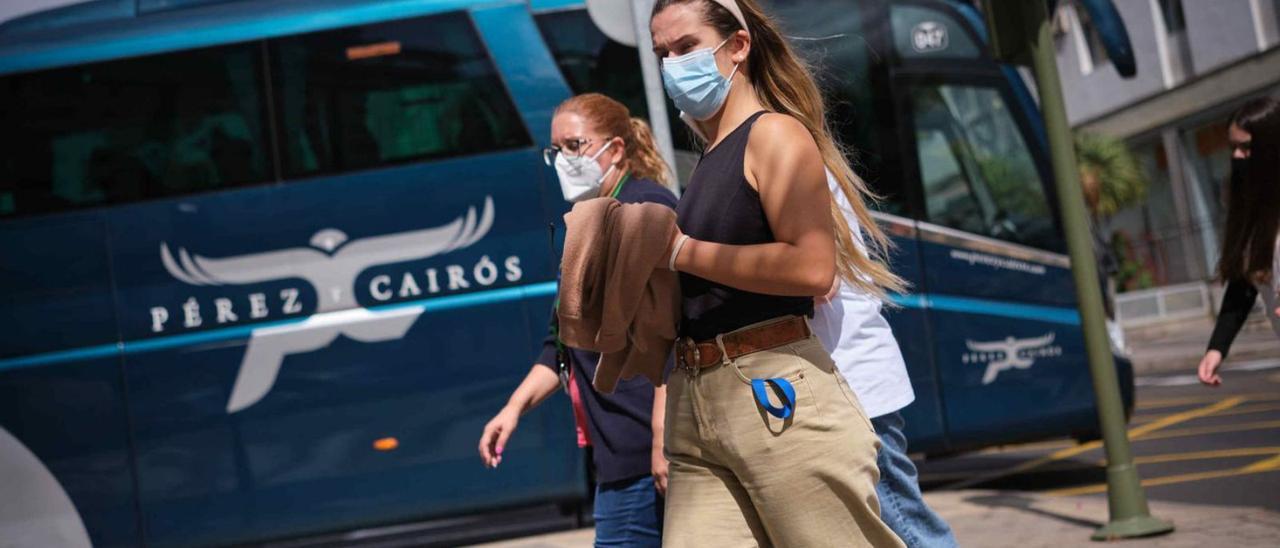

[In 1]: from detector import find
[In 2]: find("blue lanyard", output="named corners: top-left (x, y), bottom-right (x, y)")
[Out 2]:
top-left (751, 378), bottom-right (797, 419)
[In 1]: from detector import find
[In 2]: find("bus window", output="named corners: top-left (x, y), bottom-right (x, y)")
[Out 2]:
top-left (270, 12), bottom-right (530, 178)
top-left (534, 9), bottom-right (698, 154)
top-left (766, 0), bottom-right (906, 215)
top-left (535, 9), bottom-right (649, 122)
top-left (0, 43), bottom-right (270, 218)
top-left (891, 4), bottom-right (982, 60)
top-left (910, 83), bottom-right (1064, 252)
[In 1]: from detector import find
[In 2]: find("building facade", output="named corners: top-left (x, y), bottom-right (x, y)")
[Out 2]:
top-left (1052, 0), bottom-right (1280, 322)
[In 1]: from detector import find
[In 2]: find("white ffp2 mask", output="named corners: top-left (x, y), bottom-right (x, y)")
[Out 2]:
top-left (554, 140), bottom-right (616, 202)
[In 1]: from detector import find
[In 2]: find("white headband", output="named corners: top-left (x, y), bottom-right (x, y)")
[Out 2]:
top-left (709, 0), bottom-right (750, 37)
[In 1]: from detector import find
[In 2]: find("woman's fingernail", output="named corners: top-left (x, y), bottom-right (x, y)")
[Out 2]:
top-left (496, 446), bottom-right (504, 455)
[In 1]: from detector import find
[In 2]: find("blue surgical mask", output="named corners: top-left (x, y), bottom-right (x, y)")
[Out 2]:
top-left (661, 38), bottom-right (739, 121)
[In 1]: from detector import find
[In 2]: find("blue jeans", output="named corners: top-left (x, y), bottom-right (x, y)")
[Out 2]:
top-left (873, 412), bottom-right (958, 548)
top-left (593, 475), bottom-right (662, 548)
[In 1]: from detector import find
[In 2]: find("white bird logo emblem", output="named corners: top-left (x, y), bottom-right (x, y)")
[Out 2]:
top-left (160, 197), bottom-right (495, 413)
top-left (965, 333), bottom-right (1058, 385)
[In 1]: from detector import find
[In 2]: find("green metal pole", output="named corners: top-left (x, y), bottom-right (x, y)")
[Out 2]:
top-left (1026, 15), bottom-right (1174, 542)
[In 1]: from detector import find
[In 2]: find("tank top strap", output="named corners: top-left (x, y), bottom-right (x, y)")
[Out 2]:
top-left (708, 110), bottom-right (769, 158)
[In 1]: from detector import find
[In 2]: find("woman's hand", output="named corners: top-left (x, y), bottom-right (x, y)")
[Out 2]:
top-left (651, 441), bottom-right (669, 496)
top-left (479, 405), bottom-right (521, 468)
top-left (1198, 350), bottom-right (1224, 386)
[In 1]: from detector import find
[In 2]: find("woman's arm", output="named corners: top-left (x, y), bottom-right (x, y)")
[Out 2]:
top-left (1208, 280), bottom-right (1259, 357)
top-left (671, 115), bottom-right (835, 296)
top-left (478, 364), bottom-right (561, 468)
top-left (1198, 280), bottom-right (1260, 386)
top-left (650, 385), bottom-right (668, 495)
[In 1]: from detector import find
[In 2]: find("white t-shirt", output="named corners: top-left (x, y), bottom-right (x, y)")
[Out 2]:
top-left (812, 172), bottom-right (915, 418)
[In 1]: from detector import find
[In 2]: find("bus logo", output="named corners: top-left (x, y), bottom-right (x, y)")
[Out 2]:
top-left (155, 197), bottom-right (511, 413)
top-left (912, 21), bottom-right (949, 53)
top-left (963, 333), bottom-right (1063, 384)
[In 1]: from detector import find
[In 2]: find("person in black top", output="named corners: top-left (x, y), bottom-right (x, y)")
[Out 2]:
top-left (650, 1), bottom-right (905, 545)
top-left (477, 94), bottom-right (676, 547)
top-left (1199, 97), bottom-right (1280, 386)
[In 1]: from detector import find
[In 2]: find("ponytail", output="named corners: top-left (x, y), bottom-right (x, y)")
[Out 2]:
top-left (653, 0), bottom-right (906, 299)
top-left (626, 117), bottom-right (673, 187)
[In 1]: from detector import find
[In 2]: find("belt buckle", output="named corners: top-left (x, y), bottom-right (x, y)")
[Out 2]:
top-left (678, 337), bottom-right (701, 377)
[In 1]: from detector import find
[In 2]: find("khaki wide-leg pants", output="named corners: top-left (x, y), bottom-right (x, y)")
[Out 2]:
top-left (663, 326), bottom-right (905, 548)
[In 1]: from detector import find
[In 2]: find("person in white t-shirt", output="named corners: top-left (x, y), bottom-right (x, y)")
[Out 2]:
top-left (813, 170), bottom-right (958, 547)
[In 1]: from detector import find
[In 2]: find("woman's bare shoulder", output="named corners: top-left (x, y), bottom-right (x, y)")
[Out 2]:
top-left (747, 113), bottom-right (820, 164)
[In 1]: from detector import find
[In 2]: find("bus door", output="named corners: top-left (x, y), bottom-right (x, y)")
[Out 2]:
top-left (85, 6), bottom-right (576, 544)
top-left (0, 214), bottom-right (139, 547)
top-left (889, 2), bottom-right (1096, 449)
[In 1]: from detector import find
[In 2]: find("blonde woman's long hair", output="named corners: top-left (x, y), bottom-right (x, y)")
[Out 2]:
top-left (653, 0), bottom-right (906, 299)
top-left (555, 93), bottom-right (673, 188)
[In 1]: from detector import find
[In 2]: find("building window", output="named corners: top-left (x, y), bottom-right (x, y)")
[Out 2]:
top-left (1158, 0), bottom-right (1186, 34)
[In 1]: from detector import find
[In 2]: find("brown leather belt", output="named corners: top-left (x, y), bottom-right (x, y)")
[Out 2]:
top-left (676, 316), bottom-right (811, 375)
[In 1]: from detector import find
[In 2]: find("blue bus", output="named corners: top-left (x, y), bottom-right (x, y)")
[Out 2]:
top-left (0, 0), bottom-right (1133, 546)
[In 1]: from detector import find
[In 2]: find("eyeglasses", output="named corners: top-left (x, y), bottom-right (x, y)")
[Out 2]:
top-left (542, 137), bottom-right (600, 167)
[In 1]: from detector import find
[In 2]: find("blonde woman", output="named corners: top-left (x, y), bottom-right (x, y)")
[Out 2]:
top-left (651, 0), bottom-right (905, 545)
top-left (479, 93), bottom-right (676, 547)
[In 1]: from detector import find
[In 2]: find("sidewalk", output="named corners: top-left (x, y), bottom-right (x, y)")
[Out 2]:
top-left (468, 490), bottom-right (1280, 547)
top-left (1124, 315), bottom-right (1278, 376)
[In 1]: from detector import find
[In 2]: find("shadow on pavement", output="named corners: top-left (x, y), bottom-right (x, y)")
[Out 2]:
top-left (964, 493), bottom-right (1104, 530)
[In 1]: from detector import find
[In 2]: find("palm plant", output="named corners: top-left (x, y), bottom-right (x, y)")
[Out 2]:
top-left (1075, 131), bottom-right (1152, 294)
top-left (1074, 131), bottom-right (1149, 219)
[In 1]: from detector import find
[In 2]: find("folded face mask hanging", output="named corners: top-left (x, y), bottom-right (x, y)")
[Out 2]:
top-left (751, 378), bottom-right (797, 419)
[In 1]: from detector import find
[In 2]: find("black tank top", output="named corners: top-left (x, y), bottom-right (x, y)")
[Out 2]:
top-left (676, 111), bottom-right (813, 341)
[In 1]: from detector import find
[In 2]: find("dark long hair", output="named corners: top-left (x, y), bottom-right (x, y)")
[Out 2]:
top-left (1217, 97), bottom-right (1280, 283)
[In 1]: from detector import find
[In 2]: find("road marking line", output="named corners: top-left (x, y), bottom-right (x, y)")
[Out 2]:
top-left (1240, 453), bottom-right (1280, 473)
top-left (976, 439), bottom-right (1076, 455)
top-left (939, 397), bottom-right (1244, 490)
top-left (1136, 392), bottom-right (1279, 410)
top-left (1227, 359), bottom-right (1280, 372)
top-left (1133, 419), bottom-right (1280, 442)
top-left (1131, 402), bottom-right (1280, 424)
top-left (1129, 396), bottom-right (1244, 437)
top-left (1101, 446), bottom-right (1280, 466)
top-left (1051, 451), bottom-right (1280, 496)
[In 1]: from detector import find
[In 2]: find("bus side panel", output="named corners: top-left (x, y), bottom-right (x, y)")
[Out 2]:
top-left (919, 241), bottom-right (1077, 309)
top-left (0, 215), bottom-right (141, 548)
top-left (880, 227), bottom-right (948, 452)
top-left (0, 358), bottom-right (141, 548)
top-left (919, 240), bottom-right (1097, 448)
top-left (0, 215), bottom-right (121, 359)
top-left (108, 152), bottom-right (583, 547)
top-left (928, 307), bottom-right (1096, 447)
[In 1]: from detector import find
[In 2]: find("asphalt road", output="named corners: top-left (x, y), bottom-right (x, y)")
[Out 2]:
top-left (917, 360), bottom-right (1280, 511)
